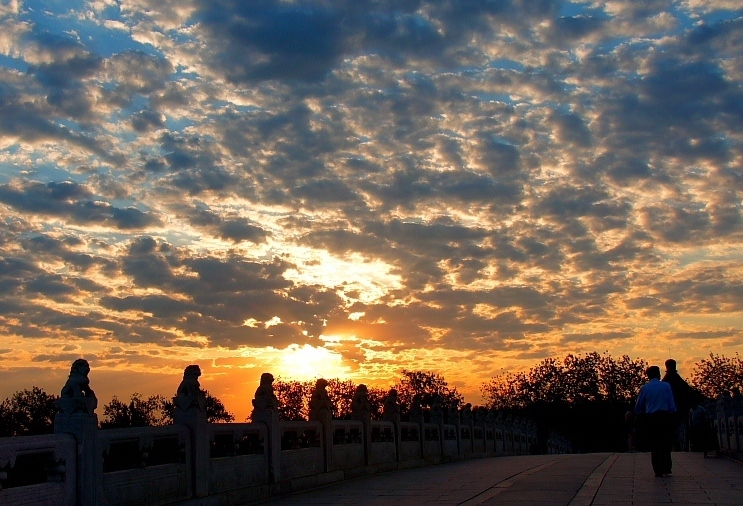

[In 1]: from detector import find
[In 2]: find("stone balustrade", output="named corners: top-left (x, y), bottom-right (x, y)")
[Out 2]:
top-left (0, 362), bottom-right (570, 505)
top-left (713, 398), bottom-right (743, 455)
top-left (0, 433), bottom-right (77, 506)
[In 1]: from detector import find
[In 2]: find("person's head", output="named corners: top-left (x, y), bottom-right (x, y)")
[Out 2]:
top-left (665, 358), bottom-right (677, 373)
top-left (646, 365), bottom-right (661, 380)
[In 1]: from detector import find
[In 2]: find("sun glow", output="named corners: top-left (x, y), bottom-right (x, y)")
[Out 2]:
top-left (276, 343), bottom-right (351, 382)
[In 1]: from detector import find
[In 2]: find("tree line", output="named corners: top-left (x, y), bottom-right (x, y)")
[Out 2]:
top-left (271, 370), bottom-right (463, 421)
top-left (3, 352), bottom-right (742, 450)
top-left (0, 369), bottom-right (464, 437)
top-left (479, 352), bottom-right (743, 452)
top-left (0, 388), bottom-right (234, 437)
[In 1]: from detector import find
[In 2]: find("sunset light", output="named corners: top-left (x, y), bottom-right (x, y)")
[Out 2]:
top-left (1, 0), bottom-right (742, 422)
top-left (277, 343), bottom-right (351, 383)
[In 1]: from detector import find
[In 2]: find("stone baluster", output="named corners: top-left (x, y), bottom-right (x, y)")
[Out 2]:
top-left (308, 379), bottom-right (333, 472)
top-left (448, 403), bottom-right (461, 456)
top-left (173, 365), bottom-right (209, 497)
top-left (250, 372), bottom-right (282, 482)
top-left (351, 384), bottom-right (372, 465)
top-left (461, 403), bottom-right (473, 453)
top-left (430, 394), bottom-right (444, 458)
top-left (383, 388), bottom-right (402, 461)
top-left (54, 359), bottom-right (100, 506)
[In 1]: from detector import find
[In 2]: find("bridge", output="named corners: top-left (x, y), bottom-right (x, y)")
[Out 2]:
top-left (263, 452), bottom-right (743, 505)
top-left (1, 363), bottom-right (742, 505)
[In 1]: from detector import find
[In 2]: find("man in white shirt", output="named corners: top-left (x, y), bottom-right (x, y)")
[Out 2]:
top-left (635, 365), bottom-right (676, 477)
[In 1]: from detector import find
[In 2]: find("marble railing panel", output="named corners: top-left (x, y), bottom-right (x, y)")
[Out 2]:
top-left (0, 433), bottom-right (76, 506)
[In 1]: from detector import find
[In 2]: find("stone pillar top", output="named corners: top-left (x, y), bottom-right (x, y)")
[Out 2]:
top-left (175, 364), bottom-right (206, 412)
top-left (55, 358), bottom-right (97, 418)
top-left (461, 403), bottom-right (473, 425)
top-left (409, 394), bottom-right (424, 424)
top-left (309, 378), bottom-right (333, 422)
top-left (251, 372), bottom-right (280, 417)
top-left (351, 384), bottom-right (371, 421)
top-left (382, 388), bottom-right (400, 423)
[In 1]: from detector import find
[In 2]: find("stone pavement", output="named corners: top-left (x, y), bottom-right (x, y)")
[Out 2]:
top-left (262, 452), bottom-right (743, 505)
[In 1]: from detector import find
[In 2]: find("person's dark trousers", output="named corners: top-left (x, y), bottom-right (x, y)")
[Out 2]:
top-left (646, 411), bottom-right (673, 476)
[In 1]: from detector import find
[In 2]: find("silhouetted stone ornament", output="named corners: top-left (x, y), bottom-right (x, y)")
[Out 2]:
top-left (54, 359), bottom-right (100, 506)
top-left (351, 384), bottom-right (371, 421)
top-left (409, 394), bottom-right (424, 424)
top-left (251, 372), bottom-right (280, 419)
top-left (446, 404), bottom-right (460, 425)
top-left (382, 389), bottom-right (400, 423)
top-left (173, 364), bottom-right (208, 496)
top-left (461, 403), bottom-right (473, 426)
top-left (308, 379), bottom-right (334, 472)
top-left (430, 395), bottom-right (443, 425)
top-left (731, 388), bottom-right (743, 416)
top-left (174, 364), bottom-right (206, 414)
top-left (309, 379), bottom-right (333, 422)
top-left (55, 358), bottom-right (97, 418)
top-left (250, 372), bottom-right (282, 483)
top-left (475, 406), bottom-right (487, 426)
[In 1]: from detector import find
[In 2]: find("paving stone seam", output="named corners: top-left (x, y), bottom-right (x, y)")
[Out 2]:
top-left (567, 453), bottom-right (619, 506)
top-left (457, 455), bottom-right (571, 505)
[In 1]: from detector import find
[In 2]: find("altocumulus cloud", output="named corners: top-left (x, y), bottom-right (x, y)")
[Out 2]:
top-left (0, 0), bottom-right (742, 399)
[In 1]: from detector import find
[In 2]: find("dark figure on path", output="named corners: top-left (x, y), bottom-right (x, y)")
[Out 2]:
top-left (662, 358), bottom-right (706, 451)
top-left (635, 365), bottom-right (676, 477)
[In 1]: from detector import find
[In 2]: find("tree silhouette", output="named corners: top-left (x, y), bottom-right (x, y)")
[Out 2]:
top-left (203, 391), bottom-right (235, 423)
top-left (0, 387), bottom-right (57, 436)
top-left (101, 393), bottom-right (168, 428)
top-left (481, 352), bottom-right (647, 409)
top-left (691, 353), bottom-right (743, 399)
top-left (101, 391), bottom-right (234, 428)
top-left (393, 370), bottom-right (464, 418)
top-left (271, 379), bottom-right (311, 421)
top-left (273, 371), bottom-right (416, 421)
top-left (481, 352), bottom-right (648, 452)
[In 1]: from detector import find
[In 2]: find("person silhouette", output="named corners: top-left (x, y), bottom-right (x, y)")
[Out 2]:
top-left (635, 365), bottom-right (676, 477)
top-left (662, 358), bottom-right (706, 451)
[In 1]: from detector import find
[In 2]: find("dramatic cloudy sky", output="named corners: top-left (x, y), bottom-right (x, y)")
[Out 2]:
top-left (1, 0), bottom-right (742, 419)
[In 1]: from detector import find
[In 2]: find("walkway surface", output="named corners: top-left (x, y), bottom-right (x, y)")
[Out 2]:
top-left (263, 452), bottom-right (743, 505)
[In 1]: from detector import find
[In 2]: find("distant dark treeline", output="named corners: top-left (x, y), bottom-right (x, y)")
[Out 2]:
top-left (3, 352), bottom-right (742, 452)
top-left (480, 352), bottom-right (743, 452)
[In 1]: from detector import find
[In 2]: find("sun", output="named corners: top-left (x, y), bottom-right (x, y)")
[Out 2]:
top-left (277, 343), bottom-right (351, 382)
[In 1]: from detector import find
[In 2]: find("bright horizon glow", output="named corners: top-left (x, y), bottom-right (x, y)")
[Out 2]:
top-left (275, 343), bottom-right (352, 382)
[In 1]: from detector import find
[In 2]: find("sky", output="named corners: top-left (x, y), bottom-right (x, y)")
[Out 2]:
top-left (1, 0), bottom-right (742, 421)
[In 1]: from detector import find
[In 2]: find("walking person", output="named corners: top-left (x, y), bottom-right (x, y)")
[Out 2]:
top-left (662, 358), bottom-right (705, 451)
top-left (635, 365), bottom-right (676, 477)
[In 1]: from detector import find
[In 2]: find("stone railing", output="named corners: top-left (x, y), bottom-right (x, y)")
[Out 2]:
top-left (713, 393), bottom-right (743, 456)
top-left (0, 433), bottom-right (77, 506)
top-left (0, 362), bottom-right (571, 505)
top-left (99, 425), bottom-right (192, 506)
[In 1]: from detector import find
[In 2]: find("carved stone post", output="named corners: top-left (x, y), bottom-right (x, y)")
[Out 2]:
top-left (430, 395), bottom-right (443, 460)
top-left (173, 365), bottom-right (209, 497)
top-left (475, 406), bottom-right (486, 452)
top-left (485, 408), bottom-right (495, 453)
top-left (407, 395), bottom-right (425, 461)
top-left (382, 389), bottom-right (401, 462)
top-left (308, 379), bottom-right (333, 472)
top-left (505, 414), bottom-right (514, 453)
top-left (461, 403), bottom-right (473, 454)
top-left (351, 384), bottom-right (371, 465)
top-left (450, 404), bottom-right (462, 456)
top-left (54, 359), bottom-right (100, 506)
top-left (250, 372), bottom-right (281, 482)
